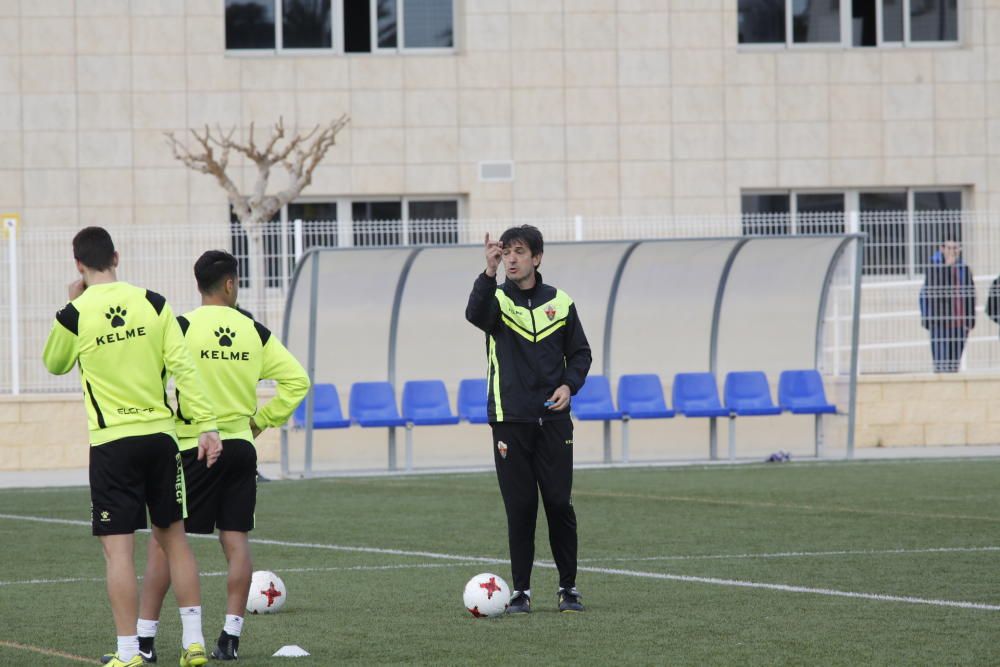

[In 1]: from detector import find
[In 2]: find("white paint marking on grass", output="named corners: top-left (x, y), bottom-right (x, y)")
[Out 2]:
top-left (0, 512), bottom-right (88, 526)
top-left (3, 512), bottom-right (996, 612)
top-left (570, 564), bottom-right (1000, 611)
top-left (577, 545), bottom-right (1000, 563)
top-left (0, 561), bottom-right (490, 588)
top-left (0, 640), bottom-right (94, 664)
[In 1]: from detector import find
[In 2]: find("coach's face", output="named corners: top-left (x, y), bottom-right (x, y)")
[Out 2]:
top-left (502, 239), bottom-right (540, 282)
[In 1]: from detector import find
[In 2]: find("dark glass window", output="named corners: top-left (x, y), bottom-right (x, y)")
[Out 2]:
top-left (288, 202), bottom-right (338, 251)
top-left (883, 0), bottom-right (904, 41)
top-left (377, 0), bottom-right (398, 48)
top-left (910, 0), bottom-right (958, 42)
top-left (225, 0), bottom-right (276, 49)
top-left (353, 201), bottom-right (402, 246)
top-left (409, 200), bottom-right (458, 244)
top-left (230, 210), bottom-right (282, 288)
top-left (859, 192), bottom-right (908, 276)
top-left (852, 0), bottom-right (877, 46)
top-left (793, 0), bottom-right (841, 44)
top-left (404, 0), bottom-right (453, 48)
top-left (914, 191), bottom-right (963, 272)
top-left (283, 0), bottom-right (332, 49)
top-left (797, 193), bottom-right (845, 235)
top-left (738, 0), bottom-right (786, 44)
top-left (741, 193), bottom-right (791, 235)
top-left (344, 0), bottom-right (372, 52)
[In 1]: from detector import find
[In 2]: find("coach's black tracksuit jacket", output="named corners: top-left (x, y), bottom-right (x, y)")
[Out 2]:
top-left (465, 271), bottom-right (592, 422)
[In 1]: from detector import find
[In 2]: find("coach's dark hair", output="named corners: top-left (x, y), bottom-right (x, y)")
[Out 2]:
top-left (194, 250), bottom-right (239, 294)
top-left (499, 225), bottom-right (544, 259)
top-left (72, 226), bottom-right (116, 271)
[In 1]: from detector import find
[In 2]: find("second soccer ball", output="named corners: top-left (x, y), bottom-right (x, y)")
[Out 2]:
top-left (247, 570), bottom-right (287, 614)
top-left (463, 572), bottom-right (510, 617)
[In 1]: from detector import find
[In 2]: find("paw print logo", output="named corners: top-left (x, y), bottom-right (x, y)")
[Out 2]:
top-left (215, 327), bottom-right (236, 347)
top-left (105, 306), bottom-right (126, 328)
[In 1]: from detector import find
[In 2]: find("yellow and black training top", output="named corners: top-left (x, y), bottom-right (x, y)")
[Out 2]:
top-left (465, 271), bottom-right (592, 423)
top-left (173, 305), bottom-right (309, 450)
top-left (42, 281), bottom-right (217, 446)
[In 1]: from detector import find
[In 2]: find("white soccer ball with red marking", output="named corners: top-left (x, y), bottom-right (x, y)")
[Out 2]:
top-left (463, 572), bottom-right (510, 618)
top-left (247, 570), bottom-right (286, 614)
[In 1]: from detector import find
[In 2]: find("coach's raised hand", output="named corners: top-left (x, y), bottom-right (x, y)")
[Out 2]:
top-left (485, 233), bottom-right (502, 278)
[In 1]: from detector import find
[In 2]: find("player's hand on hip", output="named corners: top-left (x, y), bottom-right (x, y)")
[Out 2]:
top-left (485, 233), bottom-right (502, 277)
top-left (546, 384), bottom-right (571, 412)
top-left (198, 431), bottom-right (222, 467)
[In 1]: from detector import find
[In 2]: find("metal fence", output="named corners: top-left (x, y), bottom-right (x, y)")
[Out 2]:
top-left (2, 211), bottom-right (999, 394)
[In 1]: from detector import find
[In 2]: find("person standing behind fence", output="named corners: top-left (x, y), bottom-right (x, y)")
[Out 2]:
top-left (42, 226), bottom-right (221, 667)
top-left (465, 225), bottom-right (592, 614)
top-left (920, 238), bottom-right (976, 372)
top-left (988, 272), bottom-right (1000, 334)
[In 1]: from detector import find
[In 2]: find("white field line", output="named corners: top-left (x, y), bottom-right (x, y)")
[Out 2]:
top-left (1, 513), bottom-right (997, 612)
top-left (577, 546), bottom-right (1000, 563)
top-left (0, 562), bottom-right (491, 588)
top-left (0, 640), bottom-right (93, 664)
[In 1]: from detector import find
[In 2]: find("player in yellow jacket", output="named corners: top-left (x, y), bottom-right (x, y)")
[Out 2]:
top-left (127, 250), bottom-right (309, 663)
top-left (43, 227), bottom-right (220, 667)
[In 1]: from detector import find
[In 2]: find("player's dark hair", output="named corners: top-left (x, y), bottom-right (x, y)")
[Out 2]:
top-left (72, 226), bottom-right (116, 271)
top-left (499, 225), bottom-right (544, 258)
top-left (194, 250), bottom-right (239, 294)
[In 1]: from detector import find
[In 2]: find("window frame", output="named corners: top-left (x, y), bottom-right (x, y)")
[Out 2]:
top-left (225, 0), bottom-right (456, 56)
top-left (737, 0), bottom-right (960, 51)
top-left (741, 187), bottom-right (966, 279)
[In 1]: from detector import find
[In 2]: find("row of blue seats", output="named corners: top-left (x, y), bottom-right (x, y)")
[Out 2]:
top-left (293, 370), bottom-right (836, 430)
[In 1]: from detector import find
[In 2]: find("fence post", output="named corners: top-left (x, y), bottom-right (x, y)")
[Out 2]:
top-left (574, 215), bottom-right (584, 241)
top-left (293, 218), bottom-right (304, 262)
top-left (4, 215), bottom-right (19, 395)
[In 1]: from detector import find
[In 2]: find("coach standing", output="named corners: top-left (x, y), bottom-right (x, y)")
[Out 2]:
top-left (465, 225), bottom-right (592, 614)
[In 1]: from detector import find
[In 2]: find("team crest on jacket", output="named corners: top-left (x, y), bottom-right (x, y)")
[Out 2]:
top-left (544, 305), bottom-right (556, 321)
top-left (497, 441), bottom-right (508, 459)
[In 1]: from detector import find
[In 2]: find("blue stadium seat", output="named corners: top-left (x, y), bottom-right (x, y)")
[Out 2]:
top-left (349, 382), bottom-right (407, 428)
top-left (293, 383), bottom-right (350, 429)
top-left (616, 373), bottom-right (674, 464)
top-left (672, 373), bottom-right (729, 418)
top-left (457, 378), bottom-right (489, 424)
top-left (402, 380), bottom-right (460, 426)
top-left (778, 370), bottom-right (837, 414)
top-left (617, 374), bottom-right (675, 419)
top-left (723, 371), bottom-right (782, 417)
top-left (572, 375), bottom-right (622, 421)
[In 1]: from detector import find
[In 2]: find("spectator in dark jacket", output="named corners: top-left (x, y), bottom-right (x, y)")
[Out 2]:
top-left (920, 239), bottom-right (976, 372)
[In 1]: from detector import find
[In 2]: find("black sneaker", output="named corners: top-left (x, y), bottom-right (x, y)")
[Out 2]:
top-left (100, 638), bottom-right (156, 664)
top-left (211, 630), bottom-right (240, 661)
top-left (558, 587), bottom-right (584, 612)
top-left (507, 591), bottom-right (531, 614)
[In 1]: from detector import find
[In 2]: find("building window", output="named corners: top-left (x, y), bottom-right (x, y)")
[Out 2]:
top-left (742, 189), bottom-right (964, 277)
top-left (226, 0), bottom-right (453, 52)
top-left (229, 197), bottom-right (461, 288)
top-left (738, 0), bottom-right (958, 48)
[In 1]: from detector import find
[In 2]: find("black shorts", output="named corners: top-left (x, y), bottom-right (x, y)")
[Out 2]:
top-left (89, 433), bottom-right (185, 536)
top-left (182, 438), bottom-right (257, 534)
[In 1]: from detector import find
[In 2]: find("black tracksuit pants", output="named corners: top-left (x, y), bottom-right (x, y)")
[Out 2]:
top-left (491, 419), bottom-right (577, 592)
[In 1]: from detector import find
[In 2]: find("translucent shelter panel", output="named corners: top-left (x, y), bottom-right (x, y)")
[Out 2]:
top-left (395, 246), bottom-right (491, 389)
top-left (284, 248), bottom-right (413, 389)
top-left (538, 242), bottom-right (633, 375)
top-left (716, 237), bottom-right (847, 378)
top-left (611, 239), bottom-right (740, 377)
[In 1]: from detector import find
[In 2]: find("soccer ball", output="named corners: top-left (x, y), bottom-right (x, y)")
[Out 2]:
top-left (463, 572), bottom-right (510, 618)
top-left (247, 570), bottom-right (286, 614)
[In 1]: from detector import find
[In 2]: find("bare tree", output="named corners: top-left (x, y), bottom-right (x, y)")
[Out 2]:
top-left (165, 115), bottom-right (349, 323)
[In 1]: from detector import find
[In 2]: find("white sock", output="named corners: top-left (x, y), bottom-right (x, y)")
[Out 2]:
top-left (522, 589), bottom-right (531, 598)
top-left (179, 606), bottom-right (205, 649)
top-left (117, 635), bottom-right (139, 661)
top-left (223, 614), bottom-right (244, 637)
top-left (136, 618), bottom-right (159, 638)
